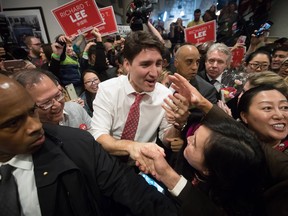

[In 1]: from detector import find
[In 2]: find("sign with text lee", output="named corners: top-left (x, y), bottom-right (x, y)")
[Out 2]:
top-left (52, 0), bottom-right (104, 37)
top-left (184, 20), bottom-right (216, 44)
top-left (85, 6), bottom-right (118, 41)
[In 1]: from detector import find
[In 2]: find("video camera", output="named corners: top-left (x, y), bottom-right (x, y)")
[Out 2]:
top-left (126, 0), bottom-right (153, 31)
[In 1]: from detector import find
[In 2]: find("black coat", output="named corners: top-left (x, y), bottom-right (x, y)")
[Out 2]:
top-left (33, 124), bottom-right (178, 216)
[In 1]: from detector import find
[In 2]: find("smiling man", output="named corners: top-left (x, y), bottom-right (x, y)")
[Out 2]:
top-left (91, 31), bottom-right (187, 167)
top-left (0, 74), bottom-right (178, 215)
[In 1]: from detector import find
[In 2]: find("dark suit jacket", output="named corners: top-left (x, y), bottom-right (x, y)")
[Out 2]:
top-left (186, 75), bottom-right (218, 124)
top-left (191, 75), bottom-right (218, 104)
top-left (33, 124), bottom-right (178, 216)
top-left (261, 144), bottom-right (288, 216)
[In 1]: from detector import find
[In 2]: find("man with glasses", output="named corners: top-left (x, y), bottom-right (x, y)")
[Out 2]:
top-left (12, 69), bottom-right (91, 130)
top-left (24, 36), bottom-right (44, 68)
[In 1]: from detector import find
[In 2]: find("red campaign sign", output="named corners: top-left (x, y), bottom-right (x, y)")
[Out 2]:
top-left (184, 20), bottom-right (216, 44)
top-left (52, 0), bottom-right (104, 37)
top-left (231, 47), bottom-right (246, 68)
top-left (85, 6), bottom-right (118, 41)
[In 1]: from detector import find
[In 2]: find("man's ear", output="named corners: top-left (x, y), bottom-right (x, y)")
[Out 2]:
top-left (174, 58), bottom-right (178, 68)
top-left (240, 112), bottom-right (248, 124)
top-left (123, 58), bottom-right (130, 73)
top-left (162, 59), bottom-right (168, 67)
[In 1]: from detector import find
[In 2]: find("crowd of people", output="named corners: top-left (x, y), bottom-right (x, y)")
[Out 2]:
top-left (0, 1), bottom-right (287, 215)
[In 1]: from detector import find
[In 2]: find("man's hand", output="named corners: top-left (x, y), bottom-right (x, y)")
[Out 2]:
top-left (139, 145), bottom-right (181, 190)
top-left (131, 142), bottom-right (165, 172)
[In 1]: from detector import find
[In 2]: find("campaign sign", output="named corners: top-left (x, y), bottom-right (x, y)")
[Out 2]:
top-left (231, 47), bottom-right (246, 69)
top-left (184, 20), bottom-right (216, 44)
top-left (52, 0), bottom-right (104, 36)
top-left (85, 6), bottom-right (118, 40)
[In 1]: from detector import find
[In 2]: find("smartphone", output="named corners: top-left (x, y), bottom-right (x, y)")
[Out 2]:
top-left (65, 83), bottom-right (78, 100)
top-left (3, 59), bottom-right (26, 71)
top-left (255, 21), bottom-right (273, 38)
top-left (139, 172), bottom-right (165, 194)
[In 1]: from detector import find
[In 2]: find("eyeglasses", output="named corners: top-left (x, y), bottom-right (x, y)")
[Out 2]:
top-left (281, 62), bottom-right (288, 69)
top-left (248, 63), bottom-right (269, 70)
top-left (35, 91), bottom-right (64, 110)
top-left (84, 78), bottom-right (99, 86)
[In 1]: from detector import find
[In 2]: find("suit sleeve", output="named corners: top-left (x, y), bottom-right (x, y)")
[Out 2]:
top-left (91, 138), bottom-right (178, 216)
top-left (174, 182), bottom-right (224, 216)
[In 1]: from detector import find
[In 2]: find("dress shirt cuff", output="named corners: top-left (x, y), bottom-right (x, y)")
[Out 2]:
top-left (168, 175), bottom-right (187, 197)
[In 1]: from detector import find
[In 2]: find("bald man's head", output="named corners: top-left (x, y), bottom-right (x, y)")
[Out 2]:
top-left (0, 74), bottom-right (43, 162)
top-left (174, 44), bottom-right (200, 80)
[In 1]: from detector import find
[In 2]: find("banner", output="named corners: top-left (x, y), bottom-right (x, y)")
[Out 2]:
top-left (184, 20), bottom-right (216, 44)
top-left (85, 6), bottom-right (118, 40)
top-left (230, 47), bottom-right (246, 68)
top-left (52, 0), bottom-right (104, 37)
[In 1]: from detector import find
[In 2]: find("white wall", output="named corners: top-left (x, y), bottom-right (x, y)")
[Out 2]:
top-left (2, 0), bottom-right (64, 41)
top-left (269, 0), bottom-right (288, 38)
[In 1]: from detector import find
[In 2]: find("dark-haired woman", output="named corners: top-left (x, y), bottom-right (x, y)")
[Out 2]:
top-left (238, 84), bottom-right (288, 154)
top-left (245, 50), bottom-right (271, 73)
top-left (140, 73), bottom-right (268, 216)
top-left (79, 69), bottom-right (100, 116)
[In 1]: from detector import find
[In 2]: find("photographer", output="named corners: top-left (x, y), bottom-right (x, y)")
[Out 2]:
top-left (126, 0), bottom-right (153, 31)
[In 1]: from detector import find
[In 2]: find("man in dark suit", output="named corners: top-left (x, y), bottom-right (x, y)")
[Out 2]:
top-left (0, 74), bottom-right (177, 215)
top-left (174, 43), bottom-right (217, 105)
top-left (198, 43), bottom-right (232, 94)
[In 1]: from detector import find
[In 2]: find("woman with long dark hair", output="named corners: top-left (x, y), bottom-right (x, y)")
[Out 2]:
top-left (79, 69), bottom-right (100, 116)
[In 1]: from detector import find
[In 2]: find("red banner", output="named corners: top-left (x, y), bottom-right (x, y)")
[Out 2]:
top-left (231, 47), bottom-right (246, 69)
top-left (184, 20), bottom-right (216, 44)
top-left (85, 6), bottom-right (118, 40)
top-left (52, 0), bottom-right (104, 37)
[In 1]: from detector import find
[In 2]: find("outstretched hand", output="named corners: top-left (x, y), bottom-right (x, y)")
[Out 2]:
top-left (169, 73), bottom-right (212, 113)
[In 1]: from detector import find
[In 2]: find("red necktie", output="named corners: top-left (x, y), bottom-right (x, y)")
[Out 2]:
top-left (121, 93), bottom-right (144, 140)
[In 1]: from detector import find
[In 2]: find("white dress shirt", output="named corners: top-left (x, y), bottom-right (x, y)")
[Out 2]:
top-left (59, 101), bottom-right (92, 131)
top-left (90, 75), bottom-right (173, 142)
top-left (0, 154), bottom-right (42, 216)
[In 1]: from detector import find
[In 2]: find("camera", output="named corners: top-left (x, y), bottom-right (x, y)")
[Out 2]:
top-left (126, 0), bottom-right (153, 31)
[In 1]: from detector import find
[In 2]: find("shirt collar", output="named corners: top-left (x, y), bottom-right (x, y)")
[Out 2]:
top-left (207, 73), bottom-right (222, 83)
top-left (0, 154), bottom-right (33, 170)
top-left (124, 75), bottom-right (154, 97)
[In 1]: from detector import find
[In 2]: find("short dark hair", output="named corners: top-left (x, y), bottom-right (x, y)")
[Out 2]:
top-left (12, 68), bottom-right (58, 89)
top-left (194, 9), bottom-right (201, 14)
top-left (272, 45), bottom-right (288, 55)
top-left (123, 31), bottom-right (164, 63)
top-left (245, 50), bottom-right (271, 64)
